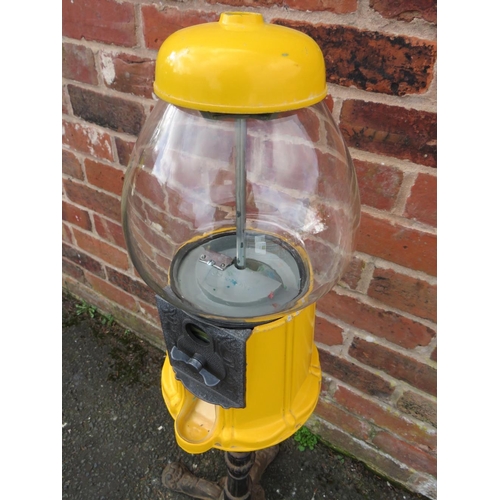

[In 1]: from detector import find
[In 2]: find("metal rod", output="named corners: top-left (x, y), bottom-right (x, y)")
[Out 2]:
top-left (235, 118), bottom-right (247, 270)
top-left (223, 452), bottom-right (254, 500)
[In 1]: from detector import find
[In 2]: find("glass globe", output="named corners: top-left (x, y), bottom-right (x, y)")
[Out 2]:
top-left (122, 99), bottom-right (360, 325)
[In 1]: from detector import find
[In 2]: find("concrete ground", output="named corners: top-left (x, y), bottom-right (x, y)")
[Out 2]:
top-left (62, 291), bottom-right (425, 500)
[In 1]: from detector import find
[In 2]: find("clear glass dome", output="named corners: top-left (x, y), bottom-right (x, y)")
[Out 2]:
top-left (122, 100), bottom-right (360, 325)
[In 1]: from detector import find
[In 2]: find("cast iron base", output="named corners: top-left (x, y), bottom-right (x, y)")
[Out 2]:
top-left (162, 446), bottom-right (279, 500)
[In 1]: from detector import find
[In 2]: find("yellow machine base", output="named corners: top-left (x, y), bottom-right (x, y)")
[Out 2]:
top-left (161, 304), bottom-right (321, 454)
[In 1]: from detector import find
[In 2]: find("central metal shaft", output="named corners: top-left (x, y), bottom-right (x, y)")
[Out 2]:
top-left (235, 118), bottom-right (247, 269)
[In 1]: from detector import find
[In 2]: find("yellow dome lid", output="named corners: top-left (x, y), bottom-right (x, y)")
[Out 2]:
top-left (153, 12), bottom-right (327, 114)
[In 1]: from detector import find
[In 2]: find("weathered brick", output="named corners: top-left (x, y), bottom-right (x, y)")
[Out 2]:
top-left (318, 290), bottom-right (435, 349)
top-left (349, 336), bottom-right (437, 396)
top-left (315, 398), bottom-right (371, 441)
top-left (62, 222), bottom-right (73, 245)
top-left (206, 0), bottom-right (357, 13)
top-left (106, 267), bottom-right (156, 304)
top-left (273, 21), bottom-right (436, 96)
top-left (84, 159), bottom-right (124, 196)
top-left (73, 228), bottom-right (129, 270)
top-left (62, 201), bottom-right (92, 231)
top-left (115, 137), bottom-right (135, 167)
top-left (100, 52), bottom-right (155, 98)
top-left (62, 149), bottom-right (84, 180)
top-left (368, 267), bottom-right (437, 322)
top-left (94, 214), bottom-right (126, 249)
top-left (334, 385), bottom-right (436, 450)
top-left (62, 243), bottom-right (105, 278)
top-left (63, 257), bottom-right (86, 282)
top-left (85, 272), bottom-right (137, 312)
top-left (357, 212), bottom-right (436, 276)
top-left (372, 431), bottom-right (437, 476)
top-left (62, 120), bottom-right (114, 161)
top-left (318, 348), bottom-right (394, 398)
top-left (396, 390), bottom-right (437, 428)
top-left (370, 0), bottom-right (437, 23)
top-left (404, 174), bottom-right (437, 227)
top-left (63, 178), bottom-right (121, 222)
top-left (430, 347), bottom-right (437, 362)
top-left (315, 316), bottom-right (343, 346)
top-left (340, 100), bottom-right (437, 167)
top-left (63, 86), bottom-right (70, 115)
top-left (353, 159), bottom-right (403, 211)
top-left (308, 418), bottom-right (413, 484)
top-left (68, 85), bottom-right (146, 136)
top-left (142, 6), bottom-right (219, 50)
top-left (62, 0), bottom-right (136, 47)
top-left (62, 43), bottom-right (98, 85)
top-left (339, 256), bottom-right (365, 290)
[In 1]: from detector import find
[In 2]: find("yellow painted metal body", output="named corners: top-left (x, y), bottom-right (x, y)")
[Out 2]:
top-left (161, 304), bottom-right (321, 454)
top-left (154, 12), bottom-right (327, 113)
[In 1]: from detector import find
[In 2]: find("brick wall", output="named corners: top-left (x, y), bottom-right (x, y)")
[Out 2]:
top-left (62, 1), bottom-right (437, 497)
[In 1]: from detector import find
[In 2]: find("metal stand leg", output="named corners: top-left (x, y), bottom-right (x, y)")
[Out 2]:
top-left (162, 446), bottom-right (279, 500)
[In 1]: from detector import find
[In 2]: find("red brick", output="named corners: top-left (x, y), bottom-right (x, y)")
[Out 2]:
top-left (339, 256), bottom-right (365, 290)
top-left (396, 390), bottom-right (437, 428)
top-left (340, 100), bottom-right (436, 167)
top-left (315, 398), bottom-right (371, 441)
top-left (63, 257), bottom-right (86, 282)
top-left (100, 52), bottom-right (155, 98)
top-left (273, 21), bottom-right (436, 96)
top-left (73, 228), bottom-right (129, 270)
top-left (62, 201), bottom-right (92, 231)
top-left (63, 178), bottom-right (121, 222)
top-left (62, 43), bottom-right (98, 85)
top-left (334, 386), bottom-right (436, 450)
top-left (62, 149), bottom-right (84, 180)
top-left (62, 222), bottom-right (73, 244)
top-left (318, 348), bottom-right (394, 398)
top-left (63, 86), bottom-right (70, 115)
top-left (372, 431), bottom-right (436, 476)
top-left (309, 420), bottom-right (413, 484)
top-left (368, 267), bottom-right (437, 322)
top-left (85, 272), bottom-right (137, 311)
top-left (106, 267), bottom-right (156, 305)
top-left (94, 214), bottom-right (126, 249)
top-left (315, 316), bottom-right (343, 346)
top-left (430, 347), bottom-right (437, 362)
top-left (115, 137), bottom-right (135, 167)
top-left (142, 6), bottom-right (219, 50)
top-left (68, 85), bottom-right (146, 136)
top-left (357, 212), bottom-right (436, 276)
top-left (138, 299), bottom-right (161, 323)
top-left (62, 242), bottom-right (105, 278)
top-left (62, 120), bottom-right (114, 161)
top-left (353, 159), bottom-right (404, 211)
top-left (318, 290), bottom-right (435, 349)
top-left (206, 0), bottom-right (356, 14)
top-left (370, 0), bottom-right (437, 23)
top-left (62, 0), bottom-right (136, 47)
top-left (404, 174), bottom-right (437, 227)
top-left (349, 336), bottom-right (437, 396)
top-left (84, 159), bottom-right (124, 196)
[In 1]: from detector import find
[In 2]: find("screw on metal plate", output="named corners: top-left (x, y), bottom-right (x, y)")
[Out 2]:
top-left (199, 249), bottom-right (234, 271)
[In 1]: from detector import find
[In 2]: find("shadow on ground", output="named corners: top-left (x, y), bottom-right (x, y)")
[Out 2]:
top-left (62, 292), bottom-right (425, 500)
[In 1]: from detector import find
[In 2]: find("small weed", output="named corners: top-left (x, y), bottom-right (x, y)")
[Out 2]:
top-left (101, 313), bottom-right (115, 327)
top-left (294, 426), bottom-right (318, 451)
top-left (76, 300), bottom-right (97, 319)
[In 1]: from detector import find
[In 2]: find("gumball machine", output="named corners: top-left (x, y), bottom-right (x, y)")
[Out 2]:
top-left (121, 12), bottom-right (360, 499)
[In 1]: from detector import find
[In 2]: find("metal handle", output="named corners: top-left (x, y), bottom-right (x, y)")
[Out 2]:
top-left (170, 346), bottom-right (221, 387)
